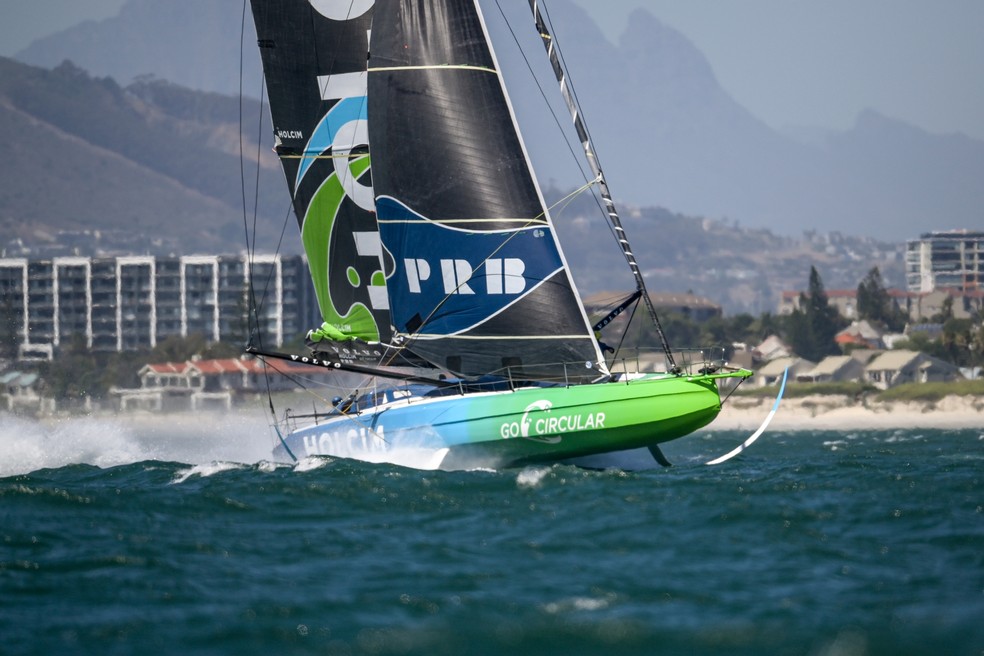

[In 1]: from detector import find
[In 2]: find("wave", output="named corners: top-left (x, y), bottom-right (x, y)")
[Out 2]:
top-left (0, 411), bottom-right (277, 478)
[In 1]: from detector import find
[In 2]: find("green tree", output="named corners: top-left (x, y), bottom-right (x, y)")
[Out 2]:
top-left (750, 312), bottom-right (784, 342)
top-left (932, 296), bottom-right (955, 323)
top-left (37, 335), bottom-right (101, 402)
top-left (151, 334), bottom-right (208, 363)
top-left (856, 266), bottom-right (907, 331)
top-left (941, 318), bottom-right (975, 367)
top-left (725, 313), bottom-right (757, 343)
top-left (698, 315), bottom-right (730, 348)
top-left (786, 266), bottom-right (845, 362)
top-left (972, 324), bottom-right (984, 365)
top-left (891, 331), bottom-right (948, 361)
top-left (658, 312), bottom-right (701, 351)
top-left (785, 306), bottom-right (812, 359)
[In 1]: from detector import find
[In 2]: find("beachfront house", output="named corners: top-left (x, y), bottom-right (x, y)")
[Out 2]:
top-left (863, 350), bottom-right (963, 390)
top-left (796, 355), bottom-right (865, 384)
top-left (115, 356), bottom-right (334, 411)
top-left (1, 370), bottom-right (42, 413)
top-left (753, 335), bottom-right (792, 363)
top-left (752, 356), bottom-right (814, 387)
top-left (835, 320), bottom-right (884, 350)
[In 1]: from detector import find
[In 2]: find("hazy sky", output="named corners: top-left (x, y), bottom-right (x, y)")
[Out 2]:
top-left (569, 0), bottom-right (984, 140)
top-left (3, 0), bottom-right (982, 140)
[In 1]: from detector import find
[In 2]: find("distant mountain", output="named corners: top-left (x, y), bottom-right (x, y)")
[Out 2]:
top-left (14, 0), bottom-right (984, 241)
top-left (0, 56), bottom-right (903, 313)
top-left (15, 0), bottom-right (262, 100)
top-left (526, 5), bottom-right (984, 239)
top-left (0, 57), bottom-right (289, 256)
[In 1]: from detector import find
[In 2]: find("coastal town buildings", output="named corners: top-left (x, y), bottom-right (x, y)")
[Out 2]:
top-left (863, 350), bottom-right (962, 390)
top-left (777, 229), bottom-right (984, 322)
top-left (0, 370), bottom-right (45, 413)
top-left (749, 349), bottom-right (962, 390)
top-left (835, 320), bottom-right (885, 350)
top-left (750, 356), bottom-right (814, 387)
top-left (795, 355), bottom-right (866, 384)
top-left (114, 355), bottom-right (334, 412)
top-left (582, 291), bottom-right (723, 324)
top-left (905, 230), bottom-right (984, 293)
top-left (778, 286), bottom-right (983, 322)
top-left (0, 254), bottom-right (319, 360)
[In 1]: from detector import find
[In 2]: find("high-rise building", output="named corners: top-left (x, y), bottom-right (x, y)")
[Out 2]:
top-left (906, 230), bottom-right (984, 292)
top-left (0, 254), bottom-right (319, 360)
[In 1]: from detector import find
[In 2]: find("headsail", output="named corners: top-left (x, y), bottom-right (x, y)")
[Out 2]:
top-left (249, 0), bottom-right (390, 362)
top-left (367, 0), bottom-right (607, 382)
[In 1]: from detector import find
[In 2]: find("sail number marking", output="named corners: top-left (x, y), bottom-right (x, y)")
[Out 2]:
top-left (405, 257), bottom-right (526, 295)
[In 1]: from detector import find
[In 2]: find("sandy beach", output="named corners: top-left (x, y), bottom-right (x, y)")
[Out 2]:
top-left (713, 394), bottom-right (984, 431)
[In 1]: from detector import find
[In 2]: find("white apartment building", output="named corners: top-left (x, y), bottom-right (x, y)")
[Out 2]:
top-left (906, 230), bottom-right (984, 293)
top-left (0, 254), bottom-right (317, 359)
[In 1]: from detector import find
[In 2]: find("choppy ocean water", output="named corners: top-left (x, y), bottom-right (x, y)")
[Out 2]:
top-left (1, 414), bottom-right (981, 655)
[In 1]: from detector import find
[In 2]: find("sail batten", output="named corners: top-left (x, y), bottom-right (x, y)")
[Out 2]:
top-left (368, 64), bottom-right (499, 75)
top-left (376, 218), bottom-right (549, 226)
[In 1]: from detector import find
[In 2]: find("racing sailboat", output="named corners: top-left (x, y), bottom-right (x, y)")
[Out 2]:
top-left (245, 0), bottom-right (753, 469)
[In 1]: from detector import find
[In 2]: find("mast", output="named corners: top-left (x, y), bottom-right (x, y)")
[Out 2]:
top-left (527, 0), bottom-right (679, 372)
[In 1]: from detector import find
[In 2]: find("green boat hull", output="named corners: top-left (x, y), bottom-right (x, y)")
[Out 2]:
top-left (279, 372), bottom-right (743, 469)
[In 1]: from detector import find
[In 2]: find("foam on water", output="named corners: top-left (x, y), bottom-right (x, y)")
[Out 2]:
top-left (516, 466), bottom-right (551, 488)
top-left (171, 461), bottom-right (247, 484)
top-left (256, 460), bottom-right (281, 473)
top-left (0, 410), bottom-right (275, 477)
top-left (2, 410), bottom-right (455, 477)
top-left (1, 414), bottom-right (149, 477)
top-left (293, 455), bottom-right (331, 472)
top-left (289, 446), bottom-right (451, 471)
top-left (543, 595), bottom-right (613, 614)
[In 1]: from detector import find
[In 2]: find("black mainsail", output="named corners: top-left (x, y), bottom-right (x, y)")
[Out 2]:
top-left (250, 0), bottom-right (390, 361)
top-left (367, 0), bottom-right (606, 381)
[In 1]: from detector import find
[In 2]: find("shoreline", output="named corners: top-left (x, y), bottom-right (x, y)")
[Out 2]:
top-left (14, 394), bottom-right (983, 433)
top-left (711, 394), bottom-right (984, 431)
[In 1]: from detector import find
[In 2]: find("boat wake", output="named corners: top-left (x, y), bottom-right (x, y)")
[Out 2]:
top-left (0, 411), bottom-right (274, 478)
top-left (172, 461), bottom-right (249, 484)
top-left (516, 466), bottom-right (552, 488)
top-left (301, 446), bottom-right (450, 472)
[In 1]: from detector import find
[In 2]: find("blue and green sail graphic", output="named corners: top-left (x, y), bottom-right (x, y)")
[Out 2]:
top-left (250, 0), bottom-right (391, 353)
top-left (298, 97), bottom-right (385, 341)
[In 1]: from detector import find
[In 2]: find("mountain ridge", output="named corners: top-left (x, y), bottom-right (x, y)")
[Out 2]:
top-left (0, 57), bottom-right (287, 256)
top-left (13, 0), bottom-right (984, 240)
top-left (0, 54), bottom-right (904, 314)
